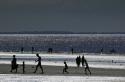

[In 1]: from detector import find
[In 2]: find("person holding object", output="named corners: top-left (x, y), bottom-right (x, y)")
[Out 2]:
top-left (10, 55), bottom-right (18, 73)
top-left (33, 53), bottom-right (44, 74)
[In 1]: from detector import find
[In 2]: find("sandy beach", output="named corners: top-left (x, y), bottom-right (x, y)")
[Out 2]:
top-left (0, 64), bottom-right (125, 77)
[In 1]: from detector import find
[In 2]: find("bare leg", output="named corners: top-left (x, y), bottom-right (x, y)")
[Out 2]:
top-left (85, 67), bottom-right (87, 75)
top-left (65, 68), bottom-right (69, 74)
top-left (15, 64), bottom-right (18, 73)
top-left (87, 68), bottom-right (91, 75)
top-left (34, 65), bottom-right (39, 73)
top-left (63, 68), bottom-right (69, 74)
top-left (40, 65), bottom-right (43, 74)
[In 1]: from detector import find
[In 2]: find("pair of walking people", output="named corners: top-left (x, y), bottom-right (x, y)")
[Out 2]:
top-left (10, 54), bottom-right (44, 74)
top-left (76, 55), bottom-right (86, 67)
top-left (82, 55), bottom-right (91, 75)
top-left (76, 55), bottom-right (91, 75)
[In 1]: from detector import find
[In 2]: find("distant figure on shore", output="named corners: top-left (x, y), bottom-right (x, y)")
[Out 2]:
top-left (82, 55), bottom-right (85, 67)
top-left (101, 48), bottom-right (103, 54)
top-left (33, 53), bottom-right (43, 74)
top-left (48, 48), bottom-right (53, 53)
top-left (10, 55), bottom-right (18, 73)
top-left (110, 48), bottom-right (116, 54)
top-left (63, 61), bottom-right (69, 74)
top-left (71, 48), bottom-right (74, 54)
top-left (21, 47), bottom-right (24, 53)
top-left (32, 47), bottom-right (34, 54)
top-left (84, 59), bottom-right (91, 75)
top-left (76, 56), bottom-right (81, 67)
top-left (22, 61), bottom-right (25, 73)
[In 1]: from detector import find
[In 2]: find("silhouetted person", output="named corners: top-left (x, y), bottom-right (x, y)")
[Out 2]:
top-left (63, 61), bottom-right (69, 74)
top-left (21, 47), bottom-right (24, 53)
top-left (101, 48), bottom-right (103, 54)
top-left (22, 61), bottom-right (25, 73)
top-left (76, 56), bottom-right (79, 67)
top-left (78, 56), bottom-right (81, 67)
top-left (33, 53), bottom-right (43, 74)
top-left (76, 56), bottom-right (81, 67)
top-left (10, 55), bottom-right (18, 73)
top-left (48, 48), bottom-right (53, 53)
top-left (82, 55), bottom-right (85, 67)
top-left (71, 48), bottom-right (74, 54)
top-left (110, 48), bottom-right (116, 54)
top-left (32, 47), bottom-right (34, 54)
top-left (84, 59), bottom-right (91, 75)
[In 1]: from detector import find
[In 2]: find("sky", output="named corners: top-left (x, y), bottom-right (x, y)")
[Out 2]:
top-left (0, 0), bottom-right (125, 32)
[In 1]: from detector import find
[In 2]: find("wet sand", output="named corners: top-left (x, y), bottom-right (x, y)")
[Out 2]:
top-left (0, 64), bottom-right (125, 77)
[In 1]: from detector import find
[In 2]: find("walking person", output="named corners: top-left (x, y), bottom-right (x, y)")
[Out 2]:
top-left (33, 53), bottom-right (44, 74)
top-left (76, 56), bottom-right (81, 67)
top-left (82, 55), bottom-right (85, 67)
top-left (84, 59), bottom-right (91, 75)
top-left (10, 55), bottom-right (18, 73)
top-left (63, 61), bottom-right (69, 74)
top-left (22, 61), bottom-right (25, 74)
top-left (101, 48), bottom-right (103, 54)
top-left (78, 56), bottom-right (81, 67)
top-left (48, 48), bottom-right (53, 53)
top-left (21, 47), bottom-right (24, 53)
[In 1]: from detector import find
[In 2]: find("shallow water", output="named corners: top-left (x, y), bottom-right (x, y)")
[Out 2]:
top-left (0, 53), bottom-right (125, 69)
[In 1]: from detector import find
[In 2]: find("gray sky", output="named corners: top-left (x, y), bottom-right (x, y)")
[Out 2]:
top-left (0, 0), bottom-right (125, 32)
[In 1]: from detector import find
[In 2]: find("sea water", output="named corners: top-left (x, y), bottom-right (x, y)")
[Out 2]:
top-left (0, 34), bottom-right (125, 54)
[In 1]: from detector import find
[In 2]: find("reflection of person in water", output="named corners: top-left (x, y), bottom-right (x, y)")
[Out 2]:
top-left (63, 61), bottom-right (69, 74)
top-left (84, 59), bottom-right (91, 75)
top-left (10, 55), bottom-right (18, 73)
top-left (33, 53), bottom-right (43, 74)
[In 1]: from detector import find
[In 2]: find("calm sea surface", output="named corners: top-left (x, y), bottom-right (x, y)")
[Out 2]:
top-left (0, 34), bottom-right (125, 54)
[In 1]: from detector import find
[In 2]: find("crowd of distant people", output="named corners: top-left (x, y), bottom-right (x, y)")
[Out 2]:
top-left (75, 55), bottom-right (91, 75)
top-left (10, 47), bottom-right (92, 75)
top-left (10, 53), bottom-right (91, 75)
